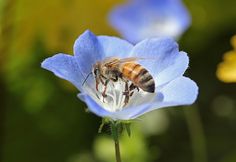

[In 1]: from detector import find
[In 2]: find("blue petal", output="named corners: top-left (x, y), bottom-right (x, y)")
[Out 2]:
top-left (155, 51), bottom-right (189, 87)
top-left (130, 37), bottom-right (179, 79)
top-left (159, 76), bottom-right (198, 105)
top-left (41, 54), bottom-right (83, 91)
top-left (113, 103), bottom-right (153, 120)
top-left (77, 93), bottom-right (113, 118)
top-left (130, 76), bottom-right (198, 119)
top-left (97, 36), bottom-right (133, 58)
top-left (73, 30), bottom-right (103, 79)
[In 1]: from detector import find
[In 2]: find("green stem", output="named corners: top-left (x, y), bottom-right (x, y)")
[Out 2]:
top-left (184, 107), bottom-right (208, 162)
top-left (111, 122), bottom-right (122, 162)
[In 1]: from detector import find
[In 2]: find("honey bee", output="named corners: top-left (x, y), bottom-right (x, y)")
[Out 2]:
top-left (92, 57), bottom-right (155, 105)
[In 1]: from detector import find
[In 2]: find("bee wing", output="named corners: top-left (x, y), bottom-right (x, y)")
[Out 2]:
top-left (104, 57), bottom-right (139, 67)
top-left (119, 57), bottom-right (151, 63)
top-left (118, 57), bottom-right (139, 63)
top-left (103, 57), bottom-right (120, 67)
top-left (103, 57), bottom-right (152, 67)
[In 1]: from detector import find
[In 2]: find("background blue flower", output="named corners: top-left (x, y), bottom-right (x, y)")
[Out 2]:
top-left (41, 30), bottom-right (198, 120)
top-left (109, 0), bottom-right (191, 43)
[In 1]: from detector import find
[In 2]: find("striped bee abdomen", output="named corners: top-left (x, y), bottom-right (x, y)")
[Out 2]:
top-left (120, 62), bottom-right (155, 93)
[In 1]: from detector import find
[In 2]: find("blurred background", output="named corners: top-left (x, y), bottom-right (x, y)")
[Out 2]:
top-left (0, 0), bottom-right (236, 162)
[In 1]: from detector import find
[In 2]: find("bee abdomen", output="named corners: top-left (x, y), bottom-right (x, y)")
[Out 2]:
top-left (135, 69), bottom-right (155, 93)
top-left (121, 63), bottom-right (155, 93)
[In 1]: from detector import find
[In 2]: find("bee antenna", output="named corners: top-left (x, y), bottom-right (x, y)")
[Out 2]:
top-left (82, 72), bottom-right (93, 86)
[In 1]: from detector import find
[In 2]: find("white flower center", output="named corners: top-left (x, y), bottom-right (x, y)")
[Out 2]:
top-left (83, 78), bottom-right (156, 112)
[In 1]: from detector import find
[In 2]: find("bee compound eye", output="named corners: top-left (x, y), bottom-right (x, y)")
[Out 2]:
top-left (94, 68), bottom-right (98, 75)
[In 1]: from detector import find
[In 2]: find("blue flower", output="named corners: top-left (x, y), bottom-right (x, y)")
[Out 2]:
top-left (109, 0), bottom-right (191, 43)
top-left (41, 30), bottom-right (198, 120)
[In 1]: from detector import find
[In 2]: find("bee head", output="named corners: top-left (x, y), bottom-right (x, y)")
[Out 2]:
top-left (93, 63), bottom-right (100, 76)
top-left (82, 63), bottom-right (99, 86)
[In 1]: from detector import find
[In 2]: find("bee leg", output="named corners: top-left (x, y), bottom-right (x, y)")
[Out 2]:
top-left (123, 81), bottom-right (130, 106)
top-left (102, 79), bottom-right (109, 102)
top-left (129, 83), bottom-right (139, 97)
top-left (96, 75), bottom-right (106, 92)
top-left (99, 75), bottom-right (105, 85)
top-left (129, 83), bottom-right (136, 91)
top-left (95, 77), bottom-right (100, 91)
top-left (130, 91), bottom-right (134, 97)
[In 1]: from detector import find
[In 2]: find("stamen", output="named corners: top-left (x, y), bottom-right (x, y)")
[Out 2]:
top-left (84, 76), bottom-right (154, 113)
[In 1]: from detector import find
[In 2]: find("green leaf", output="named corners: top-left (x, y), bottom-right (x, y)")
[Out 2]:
top-left (98, 118), bottom-right (106, 133)
top-left (124, 123), bottom-right (131, 137)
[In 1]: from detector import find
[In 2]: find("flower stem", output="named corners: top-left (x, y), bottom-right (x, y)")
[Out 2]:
top-left (114, 137), bottom-right (121, 162)
top-left (111, 122), bottom-right (122, 162)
